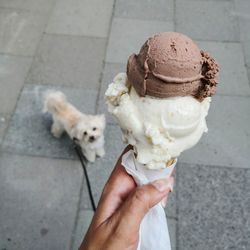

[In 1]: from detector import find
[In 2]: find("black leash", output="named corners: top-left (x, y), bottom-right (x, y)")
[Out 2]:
top-left (74, 143), bottom-right (96, 212)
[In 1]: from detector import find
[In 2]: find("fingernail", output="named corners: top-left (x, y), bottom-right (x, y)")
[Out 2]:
top-left (152, 177), bottom-right (174, 192)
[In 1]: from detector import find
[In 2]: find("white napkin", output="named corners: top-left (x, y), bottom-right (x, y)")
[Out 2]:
top-left (122, 150), bottom-right (177, 250)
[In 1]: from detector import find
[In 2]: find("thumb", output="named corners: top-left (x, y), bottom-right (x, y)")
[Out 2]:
top-left (114, 176), bottom-right (174, 236)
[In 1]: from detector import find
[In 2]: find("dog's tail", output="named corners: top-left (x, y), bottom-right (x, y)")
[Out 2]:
top-left (43, 91), bottom-right (67, 114)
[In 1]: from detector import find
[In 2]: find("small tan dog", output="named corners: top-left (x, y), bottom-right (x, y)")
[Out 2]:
top-left (43, 91), bottom-right (105, 162)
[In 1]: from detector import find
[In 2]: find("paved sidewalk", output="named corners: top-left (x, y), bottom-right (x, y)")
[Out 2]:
top-left (0, 0), bottom-right (250, 250)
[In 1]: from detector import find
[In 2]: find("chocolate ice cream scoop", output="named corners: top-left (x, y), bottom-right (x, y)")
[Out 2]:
top-left (127, 32), bottom-right (219, 101)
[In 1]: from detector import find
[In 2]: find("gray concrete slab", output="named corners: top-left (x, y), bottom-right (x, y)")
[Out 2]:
top-left (97, 62), bottom-right (126, 125)
top-left (2, 84), bottom-right (98, 159)
top-left (237, 19), bottom-right (250, 43)
top-left (247, 67), bottom-right (250, 85)
top-left (78, 178), bottom-right (92, 210)
top-left (243, 41), bottom-right (250, 68)
top-left (114, 0), bottom-right (174, 22)
top-left (0, 114), bottom-right (9, 145)
top-left (0, 0), bottom-right (55, 12)
top-left (176, 162), bottom-right (250, 250)
top-left (180, 95), bottom-right (250, 168)
top-left (235, 0), bottom-right (250, 41)
top-left (26, 34), bottom-right (106, 88)
top-left (46, 0), bottom-right (114, 38)
top-left (0, 54), bottom-right (32, 114)
top-left (176, 0), bottom-right (239, 42)
top-left (192, 0), bottom-right (234, 2)
top-left (165, 183), bottom-right (177, 219)
top-left (71, 210), bottom-right (93, 250)
top-left (0, 8), bottom-right (48, 56)
top-left (168, 218), bottom-right (177, 250)
top-left (235, 0), bottom-right (250, 67)
top-left (106, 18), bottom-right (174, 63)
top-left (0, 153), bottom-right (82, 250)
top-left (197, 41), bottom-right (250, 96)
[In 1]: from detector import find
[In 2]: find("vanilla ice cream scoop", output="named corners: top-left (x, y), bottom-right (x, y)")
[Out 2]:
top-left (106, 73), bottom-right (211, 169)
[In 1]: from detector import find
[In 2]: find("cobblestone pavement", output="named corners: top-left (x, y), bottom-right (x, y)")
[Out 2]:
top-left (0, 0), bottom-right (250, 249)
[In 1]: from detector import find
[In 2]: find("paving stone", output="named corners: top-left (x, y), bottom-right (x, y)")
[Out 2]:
top-left (165, 179), bottom-right (177, 219)
top-left (193, 0), bottom-right (234, 2)
top-left (46, 0), bottom-right (114, 38)
top-left (0, 0), bottom-right (55, 12)
top-left (176, 0), bottom-right (239, 42)
top-left (0, 54), bottom-right (32, 114)
top-left (26, 34), bottom-right (106, 88)
top-left (235, 0), bottom-right (250, 67)
top-left (71, 210), bottom-right (94, 250)
top-left (197, 41), bottom-right (250, 96)
top-left (235, 0), bottom-right (250, 41)
top-left (180, 95), bottom-right (250, 168)
top-left (0, 114), bottom-right (10, 145)
top-left (176, 163), bottom-right (250, 250)
top-left (106, 18), bottom-right (174, 63)
top-left (238, 22), bottom-right (250, 68)
top-left (168, 218), bottom-right (177, 250)
top-left (242, 41), bottom-right (250, 68)
top-left (0, 8), bottom-right (48, 56)
top-left (0, 153), bottom-right (82, 250)
top-left (247, 67), bottom-right (250, 84)
top-left (78, 178), bottom-right (92, 210)
top-left (97, 62), bottom-right (126, 125)
top-left (114, 0), bottom-right (174, 21)
top-left (2, 84), bottom-right (98, 159)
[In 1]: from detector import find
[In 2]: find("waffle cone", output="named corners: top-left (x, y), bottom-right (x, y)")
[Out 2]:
top-left (166, 159), bottom-right (176, 167)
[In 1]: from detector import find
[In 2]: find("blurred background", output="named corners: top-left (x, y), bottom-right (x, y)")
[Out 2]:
top-left (0, 0), bottom-right (249, 249)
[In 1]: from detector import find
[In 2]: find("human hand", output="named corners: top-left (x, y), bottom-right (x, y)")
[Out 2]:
top-left (80, 146), bottom-right (174, 250)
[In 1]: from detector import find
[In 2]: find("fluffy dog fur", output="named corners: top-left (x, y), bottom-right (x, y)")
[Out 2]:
top-left (43, 91), bottom-right (105, 162)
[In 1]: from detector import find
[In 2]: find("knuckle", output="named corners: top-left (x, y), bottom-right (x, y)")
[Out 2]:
top-left (113, 226), bottom-right (124, 240)
top-left (114, 224), bottom-right (138, 247)
top-left (133, 188), bottom-right (149, 207)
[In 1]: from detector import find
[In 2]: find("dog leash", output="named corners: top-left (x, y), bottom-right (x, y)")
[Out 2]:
top-left (73, 143), bottom-right (96, 212)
